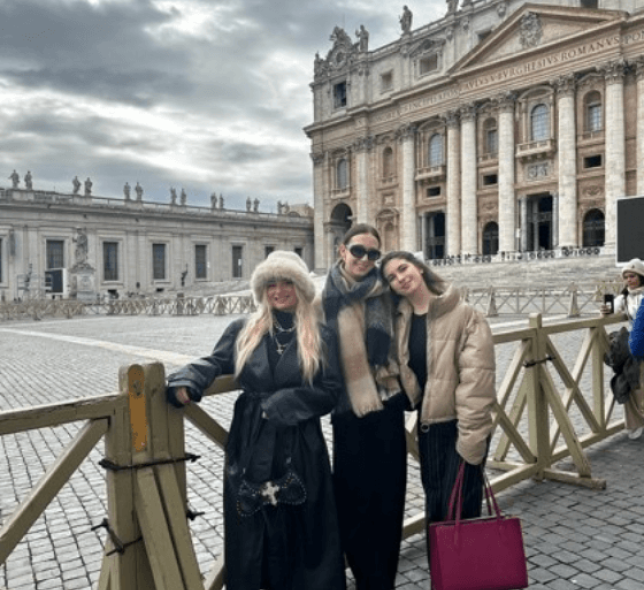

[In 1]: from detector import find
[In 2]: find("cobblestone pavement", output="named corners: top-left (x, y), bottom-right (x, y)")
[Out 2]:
top-left (1, 313), bottom-right (642, 590)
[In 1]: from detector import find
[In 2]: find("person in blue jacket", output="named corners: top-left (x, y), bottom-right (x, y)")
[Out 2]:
top-left (166, 251), bottom-right (346, 590)
top-left (630, 299), bottom-right (644, 358)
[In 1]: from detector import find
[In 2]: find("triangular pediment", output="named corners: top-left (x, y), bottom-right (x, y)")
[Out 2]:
top-left (453, 3), bottom-right (625, 73)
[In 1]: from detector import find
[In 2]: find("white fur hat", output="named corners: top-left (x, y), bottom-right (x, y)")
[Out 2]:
top-left (621, 258), bottom-right (644, 279)
top-left (250, 251), bottom-right (315, 303)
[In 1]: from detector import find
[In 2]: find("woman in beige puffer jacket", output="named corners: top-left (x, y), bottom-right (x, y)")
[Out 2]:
top-left (381, 251), bottom-right (496, 563)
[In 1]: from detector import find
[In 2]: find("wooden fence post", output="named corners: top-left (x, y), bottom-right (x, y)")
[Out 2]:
top-left (97, 362), bottom-right (203, 590)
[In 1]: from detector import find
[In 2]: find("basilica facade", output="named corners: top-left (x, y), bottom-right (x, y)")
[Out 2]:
top-left (305, 0), bottom-right (644, 270)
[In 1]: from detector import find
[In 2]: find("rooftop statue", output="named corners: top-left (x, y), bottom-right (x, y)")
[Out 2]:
top-left (24, 171), bottom-right (33, 190)
top-left (72, 176), bottom-right (81, 195)
top-left (84, 177), bottom-right (92, 197)
top-left (170, 187), bottom-right (177, 205)
top-left (355, 25), bottom-right (369, 53)
top-left (400, 5), bottom-right (413, 34)
top-left (123, 182), bottom-right (131, 200)
top-left (180, 188), bottom-right (187, 205)
top-left (9, 170), bottom-right (19, 188)
top-left (135, 182), bottom-right (143, 201)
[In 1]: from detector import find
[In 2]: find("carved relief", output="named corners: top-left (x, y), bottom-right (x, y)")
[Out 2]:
top-left (526, 161), bottom-right (551, 180)
top-left (520, 13), bottom-right (543, 50)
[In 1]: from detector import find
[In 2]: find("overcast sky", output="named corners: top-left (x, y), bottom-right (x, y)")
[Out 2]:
top-left (0, 0), bottom-right (445, 212)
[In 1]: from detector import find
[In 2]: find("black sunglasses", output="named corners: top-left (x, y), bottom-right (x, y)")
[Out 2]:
top-left (348, 244), bottom-right (381, 261)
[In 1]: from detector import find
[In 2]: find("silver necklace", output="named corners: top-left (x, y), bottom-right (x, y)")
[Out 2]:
top-left (273, 316), bottom-right (295, 355)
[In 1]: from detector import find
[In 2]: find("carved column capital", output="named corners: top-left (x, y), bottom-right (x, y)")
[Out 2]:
top-left (553, 74), bottom-right (576, 97)
top-left (459, 103), bottom-right (477, 123)
top-left (600, 60), bottom-right (627, 85)
top-left (495, 91), bottom-right (517, 113)
top-left (354, 135), bottom-right (375, 152)
top-left (633, 57), bottom-right (644, 81)
top-left (396, 123), bottom-right (417, 141)
top-left (310, 152), bottom-right (326, 166)
top-left (446, 110), bottom-right (460, 129)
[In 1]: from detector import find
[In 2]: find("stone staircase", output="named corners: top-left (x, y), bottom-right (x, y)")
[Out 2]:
top-left (426, 253), bottom-right (622, 291)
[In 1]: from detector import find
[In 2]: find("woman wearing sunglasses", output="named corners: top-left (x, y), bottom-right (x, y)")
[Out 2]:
top-left (321, 224), bottom-right (412, 590)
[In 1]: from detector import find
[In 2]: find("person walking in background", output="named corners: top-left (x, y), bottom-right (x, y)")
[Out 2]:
top-left (380, 251), bottom-right (496, 567)
top-left (166, 251), bottom-right (346, 590)
top-left (321, 224), bottom-right (411, 590)
top-left (601, 258), bottom-right (644, 440)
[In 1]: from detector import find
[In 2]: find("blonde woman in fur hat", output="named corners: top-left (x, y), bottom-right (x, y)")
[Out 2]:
top-left (167, 251), bottom-right (346, 590)
top-left (601, 257), bottom-right (644, 439)
top-left (321, 224), bottom-right (413, 590)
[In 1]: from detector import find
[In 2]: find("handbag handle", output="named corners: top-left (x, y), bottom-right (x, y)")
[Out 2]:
top-left (446, 461), bottom-right (503, 524)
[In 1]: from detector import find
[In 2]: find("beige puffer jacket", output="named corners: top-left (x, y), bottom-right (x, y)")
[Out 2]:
top-left (395, 283), bottom-right (496, 465)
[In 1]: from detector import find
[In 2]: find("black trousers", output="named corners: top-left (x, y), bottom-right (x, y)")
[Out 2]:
top-left (332, 401), bottom-right (407, 590)
top-left (418, 420), bottom-right (486, 567)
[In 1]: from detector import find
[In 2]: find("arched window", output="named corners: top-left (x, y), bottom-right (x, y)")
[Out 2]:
top-left (383, 147), bottom-right (394, 178)
top-left (585, 91), bottom-right (602, 133)
top-left (530, 104), bottom-right (549, 141)
top-left (336, 158), bottom-right (348, 190)
top-left (484, 118), bottom-right (498, 155)
top-left (482, 222), bottom-right (499, 255)
top-left (428, 134), bottom-right (444, 167)
top-left (582, 209), bottom-right (605, 247)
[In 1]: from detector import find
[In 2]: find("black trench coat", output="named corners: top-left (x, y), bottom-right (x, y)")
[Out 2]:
top-left (167, 318), bottom-right (346, 590)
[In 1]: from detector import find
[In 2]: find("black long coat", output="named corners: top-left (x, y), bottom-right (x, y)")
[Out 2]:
top-left (167, 318), bottom-right (346, 590)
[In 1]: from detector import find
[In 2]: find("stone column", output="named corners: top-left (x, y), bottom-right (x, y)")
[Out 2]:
top-left (311, 152), bottom-right (327, 271)
top-left (603, 60), bottom-right (626, 248)
top-left (636, 59), bottom-right (644, 195)
top-left (497, 92), bottom-right (516, 253)
top-left (460, 104), bottom-right (477, 255)
top-left (555, 74), bottom-right (577, 248)
top-left (398, 123), bottom-right (418, 251)
top-left (446, 111), bottom-right (461, 256)
top-left (420, 213), bottom-right (427, 258)
top-left (520, 196), bottom-right (528, 252)
top-left (354, 136), bottom-right (373, 224)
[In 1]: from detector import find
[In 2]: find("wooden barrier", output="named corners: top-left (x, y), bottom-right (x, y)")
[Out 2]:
top-left (0, 313), bottom-right (628, 589)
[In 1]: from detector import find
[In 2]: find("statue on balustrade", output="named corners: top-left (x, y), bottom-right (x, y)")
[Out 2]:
top-left (219, 194), bottom-right (224, 209)
top-left (72, 176), bottom-right (81, 195)
top-left (211, 192), bottom-right (218, 209)
top-left (400, 5), bottom-right (412, 34)
top-left (123, 182), bottom-right (131, 200)
top-left (246, 197), bottom-right (252, 212)
top-left (180, 188), bottom-right (187, 205)
top-left (355, 25), bottom-right (369, 52)
top-left (170, 187), bottom-right (178, 205)
top-left (253, 198), bottom-right (259, 212)
top-left (135, 182), bottom-right (143, 201)
top-left (9, 170), bottom-right (19, 188)
top-left (24, 171), bottom-right (33, 190)
top-left (84, 177), bottom-right (93, 197)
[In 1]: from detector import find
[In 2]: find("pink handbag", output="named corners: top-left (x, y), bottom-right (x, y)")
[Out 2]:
top-left (428, 462), bottom-right (529, 590)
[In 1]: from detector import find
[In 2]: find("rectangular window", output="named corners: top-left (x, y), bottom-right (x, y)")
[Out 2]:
top-left (152, 243), bottom-right (166, 280)
top-left (265, 246), bottom-right (275, 258)
top-left (588, 104), bottom-right (602, 132)
top-left (419, 55), bottom-right (438, 75)
top-left (294, 247), bottom-right (303, 258)
top-left (381, 71), bottom-right (393, 92)
top-left (232, 245), bottom-right (243, 279)
top-left (584, 155), bottom-right (602, 168)
top-left (103, 242), bottom-right (119, 281)
top-left (46, 240), bottom-right (64, 269)
top-left (195, 244), bottom-right (207, 279)
top-left (334, 82), bottom-right (347, 108)
top-left (486, 129), bottom-right (498, 155)
top-left (483, 174), bottom-right (498, 186)
top-left (427, 186), bottom-right (441, 197)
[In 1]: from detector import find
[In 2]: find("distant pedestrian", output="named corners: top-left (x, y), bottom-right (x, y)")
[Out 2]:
top-left (166, 251), bottom-right (346, 590)
top-left (380, 250), bottom-right (496, 568)
top-left (601, 258), bottom-right (644, 439)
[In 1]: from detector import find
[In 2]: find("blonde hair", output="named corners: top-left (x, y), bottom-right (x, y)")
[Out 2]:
top-left (234, 282), bottom-right (323, 384)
